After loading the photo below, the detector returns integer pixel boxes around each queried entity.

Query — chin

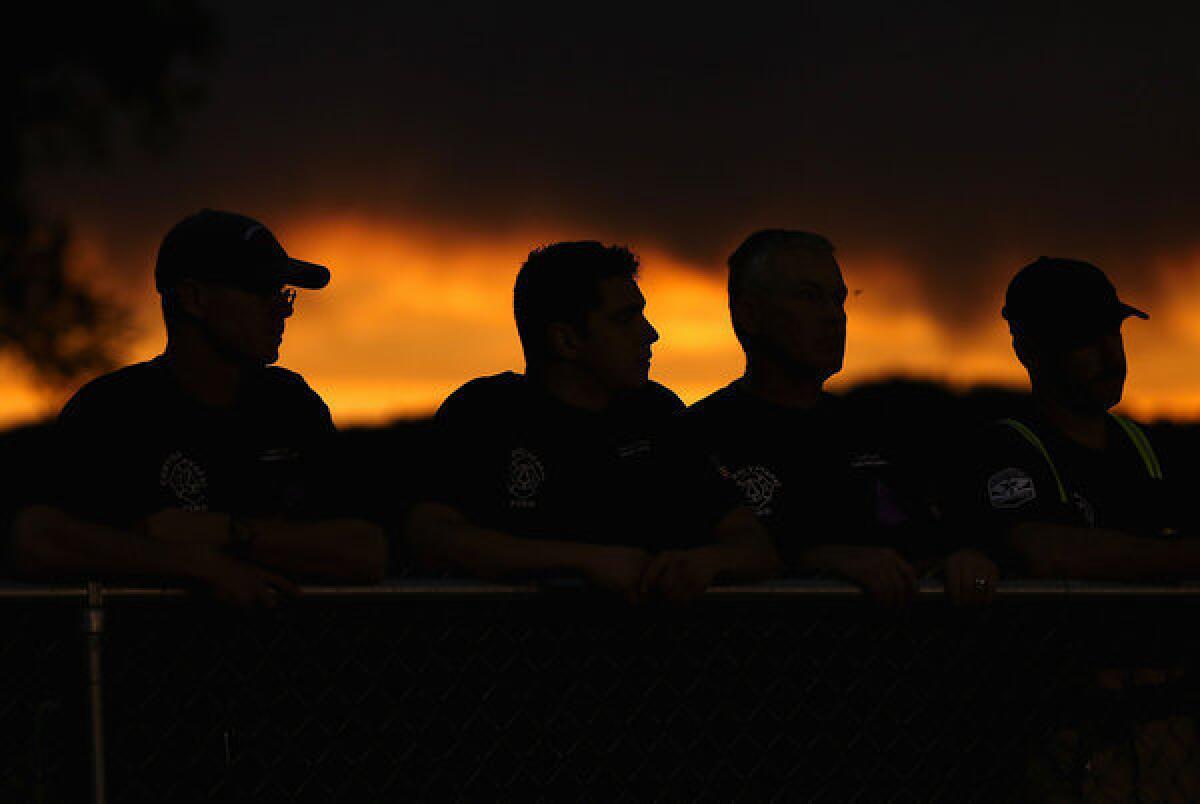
[618,369,650,390]
[1077,389,1121,413]
[248,346,279,366]
[821,358,845,381]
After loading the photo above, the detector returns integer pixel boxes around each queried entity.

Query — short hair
[727,229,835,301]
[161,288,186,336]
[514,241,640,369]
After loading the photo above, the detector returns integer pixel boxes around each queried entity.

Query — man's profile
[959,256,1194,577]
[404,241,780,602]
[9,209,386,603]
[955,258,1200,797]
[682,229,998,604]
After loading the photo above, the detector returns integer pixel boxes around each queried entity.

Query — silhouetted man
[682,229,997,604]
[404,241,780,603]
[10,210,386,603]
[962,257,1193,577]
[962,261,1200,799]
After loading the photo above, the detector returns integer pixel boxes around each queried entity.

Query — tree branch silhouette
[2,1,215,386]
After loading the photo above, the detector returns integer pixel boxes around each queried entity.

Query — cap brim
[1118,302,1148,321]
[278,258,330,290]
[1010,303,1149,343]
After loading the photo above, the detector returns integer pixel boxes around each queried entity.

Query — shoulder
[436,372,524,422]
[59,361,165,424]
[1108,413,1158,451]
[625,380,685,416]
[258,366,334,429]
[684,382,740,421]
[1108,413,1165,478]
[970,417,1063,505]
[981,417,1051,457]
[962,418,1059,479]
[259,365,326,404]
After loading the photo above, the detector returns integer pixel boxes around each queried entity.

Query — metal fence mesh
[5,583,1200,802]
[0,596,88,803]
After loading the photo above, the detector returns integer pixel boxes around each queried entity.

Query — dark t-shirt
[422,372,737,549]
[0,424,56,566]
[956,414,1179,569]
[681,382,944,566]
[50,356,338,529]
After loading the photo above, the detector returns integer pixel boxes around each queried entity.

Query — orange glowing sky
[3,216,1198,429]
[11,5,1200,428]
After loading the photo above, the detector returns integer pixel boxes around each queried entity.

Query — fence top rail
[3,578,1200,601]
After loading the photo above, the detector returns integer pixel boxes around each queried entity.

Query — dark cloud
[34,2,1200,325]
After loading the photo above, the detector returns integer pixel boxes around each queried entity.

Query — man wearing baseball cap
[959,259,1200,797]
[9,210,386,603]
[959,256,1194,578]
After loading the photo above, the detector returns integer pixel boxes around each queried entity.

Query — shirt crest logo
[617,439,652,459]
[733,465,782,517]
[258,448,301,463]
[508,448,545,508]
[988,467,1036,509]
[159,451,209,511]
[851,452,889,468]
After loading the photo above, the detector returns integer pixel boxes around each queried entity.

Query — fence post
[84,581,106,804]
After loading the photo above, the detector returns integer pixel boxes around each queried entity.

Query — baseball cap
[1002,257,1147,343]
[155,209,330,294]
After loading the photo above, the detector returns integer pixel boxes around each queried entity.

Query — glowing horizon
[1,216,1197,429]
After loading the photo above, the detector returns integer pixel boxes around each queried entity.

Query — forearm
[1011,522,1200,580]
[791,544,852,575]
[690,542,782,582]
[705,508,782,581]
[405,504,600,580]
[243,518,387,583]
[10,505,196,580]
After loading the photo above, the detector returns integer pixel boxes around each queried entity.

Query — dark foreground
[4,578,1200,802]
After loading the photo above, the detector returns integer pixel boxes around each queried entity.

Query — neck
[1033,389,1109,450]
[162,335,245,409]
[741,355,823,408]
[533,362,614,412]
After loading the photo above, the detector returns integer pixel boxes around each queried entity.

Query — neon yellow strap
[997,418,1068,503]
[1109,414,1164,480]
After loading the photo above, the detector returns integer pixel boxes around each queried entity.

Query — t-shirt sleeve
[0,425,57,575]
[417,383,497,522]
[1149,429,1196,538]
[285,381,352,520]
[650,413,747,549]
[945,423,1076,568]
[51,387,142,528]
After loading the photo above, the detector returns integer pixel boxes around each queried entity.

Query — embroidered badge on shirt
[159,451,209,511]
[733,465,782,517]
[507,448,545,508]
[988,467,1036,509]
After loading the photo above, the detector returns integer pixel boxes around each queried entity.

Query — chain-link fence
[4,580,1200,802]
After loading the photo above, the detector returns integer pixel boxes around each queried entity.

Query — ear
[731,296,764,340]
[546,322,582,361]
[172,279,208,320]
[1012,335,1038,373]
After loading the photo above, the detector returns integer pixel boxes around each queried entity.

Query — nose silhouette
[646,318,660,345]
[273,294,295,320]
